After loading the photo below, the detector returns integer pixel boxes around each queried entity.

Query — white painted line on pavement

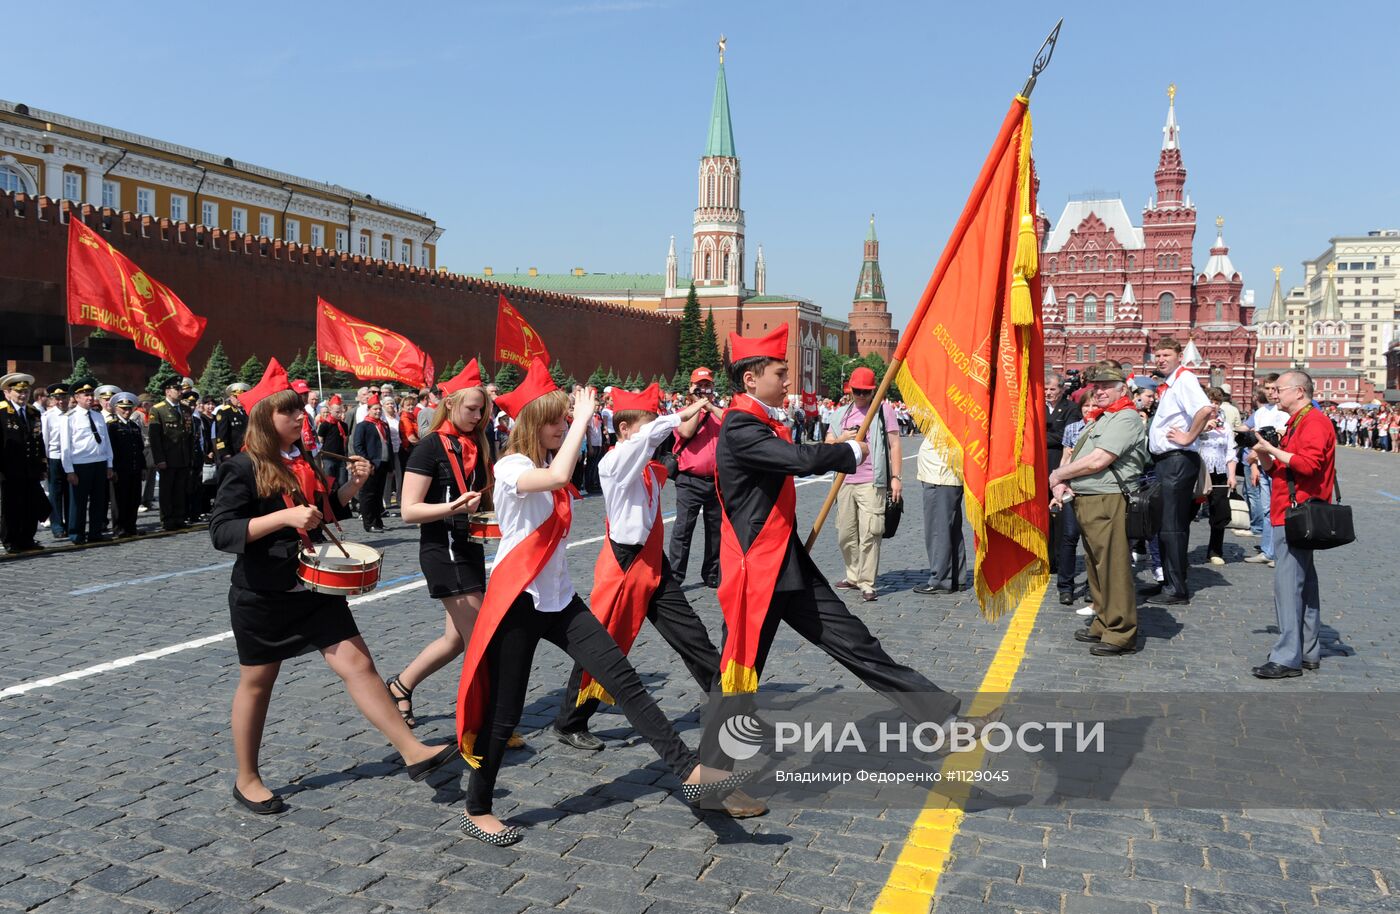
[69,561,236,596]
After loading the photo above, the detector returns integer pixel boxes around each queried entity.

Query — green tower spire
[704,36,735,158]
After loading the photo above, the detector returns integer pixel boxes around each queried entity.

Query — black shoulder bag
[1108,463,1162,542]
[877,406,903,539]
[1284,468,1353,550]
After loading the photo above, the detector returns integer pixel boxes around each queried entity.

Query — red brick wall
[0,193,679,392]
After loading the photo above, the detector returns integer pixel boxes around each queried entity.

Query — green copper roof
[705,63,736,158]
[476,272,668,294]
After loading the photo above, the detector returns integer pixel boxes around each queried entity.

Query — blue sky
[12,1,1400,329]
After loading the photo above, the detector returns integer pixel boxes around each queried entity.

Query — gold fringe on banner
[575,681,614,707]
[1010,106,1037,327]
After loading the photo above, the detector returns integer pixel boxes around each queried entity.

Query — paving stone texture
[1,443,1396,913]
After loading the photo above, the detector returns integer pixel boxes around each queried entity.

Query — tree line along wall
[0,192,680,392]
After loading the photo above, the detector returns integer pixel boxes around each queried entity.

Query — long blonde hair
[245,389,327,499]
[504,389,570,468]
[427,387,494,490]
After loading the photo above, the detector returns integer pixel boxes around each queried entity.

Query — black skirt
[228,585,361,666]
[419,537,487,599]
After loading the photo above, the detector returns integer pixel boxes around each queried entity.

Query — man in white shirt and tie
[58,380,114,545]
[1143,339,1213,605]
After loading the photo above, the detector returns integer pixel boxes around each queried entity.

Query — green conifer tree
[549,360,569,390]
[197,341,236,398]
[494,362,522,392]
[698,307,722,372]
[63,357,93,385]
[677,282,702,377]
[145,360,182,397]
[238,355,265,386]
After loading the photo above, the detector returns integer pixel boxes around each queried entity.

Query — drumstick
[291,491,352,559]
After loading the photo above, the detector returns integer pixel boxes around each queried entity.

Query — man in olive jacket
[148,379,194,530]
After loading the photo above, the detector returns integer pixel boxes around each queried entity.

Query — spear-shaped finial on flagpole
[1019,18,1063,100]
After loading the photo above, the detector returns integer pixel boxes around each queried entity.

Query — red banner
[495,293,551,369]
[893,97,1049,621]
[65,218,207,375]
[316,297,434,389]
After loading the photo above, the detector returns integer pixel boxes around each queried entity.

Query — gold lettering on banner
[944,383,990,432]
[930,322,990,388]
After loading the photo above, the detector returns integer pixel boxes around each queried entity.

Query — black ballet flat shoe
[682,769,754,805]
[407,743,459,782]
[459,813,524,846]
[232,784,285,815]
[551,726,604,751]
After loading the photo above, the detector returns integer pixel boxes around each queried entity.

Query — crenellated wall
[0,192,679,391]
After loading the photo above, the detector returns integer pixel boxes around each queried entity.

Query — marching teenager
[455,359,745,845]
[384,361,527,748]
[210,383,456,816]
[696,327,1002,771]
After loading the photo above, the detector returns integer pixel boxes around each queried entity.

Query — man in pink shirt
[667,367,724,587]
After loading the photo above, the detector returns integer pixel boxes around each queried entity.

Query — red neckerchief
[1082,396,1135,423]
[435,424,479,497]
[457,474,578,765]
[715,393,795,694]
[366,415,388,439]
[1156,366,1187,396]
[280,450,339,549]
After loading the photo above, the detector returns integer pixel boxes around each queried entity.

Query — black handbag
[877,407,903,539]
[1284,469,1353,550]
[1109,465,1162,542]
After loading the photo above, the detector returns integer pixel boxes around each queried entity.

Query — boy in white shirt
[551,384,725,756]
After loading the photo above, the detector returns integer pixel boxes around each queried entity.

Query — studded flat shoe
[459,813,524,846]
[681,769,754,805]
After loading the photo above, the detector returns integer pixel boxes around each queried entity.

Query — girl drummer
[456,359,747,845]
[210,386,456,816]
[385,362,523,748]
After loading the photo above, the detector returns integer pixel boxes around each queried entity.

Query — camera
[1234,426,1280,449]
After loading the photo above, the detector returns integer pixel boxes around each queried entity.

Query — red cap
[439,358,483,396]
[727,324,788,363]
[610,382,662,414]
[329,394,342,405]
[849,366,876,390]
[241,358,290,410]
[494,357,559,419]
[290,379,311,395]
[367,393,381,406]
[690,367,713,384]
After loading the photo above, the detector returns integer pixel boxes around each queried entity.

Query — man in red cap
[824,365,902,601]
[697,326,992,771]
[666,366,725,588]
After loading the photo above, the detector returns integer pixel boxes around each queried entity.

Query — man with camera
[1248,370,1337,679]
[1242,375,1287,567]
[1049,367,1148,656]
[667,367,725,587]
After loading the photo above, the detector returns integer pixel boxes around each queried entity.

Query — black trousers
[1154,449,1200,599]
[1,468,44,548]
[359,462,390,528]
[68,461,109,542]
[1056,500,1082,595]
[46,458,69,535]
[697,574,961,767]
[555,550,720,734]
[158,465,190,529]
[112,470,143,535]
[667,472,720,584]
[467,593,699,815]
[584,446,603,495]
[1206,470,1231,558]
[185,462,206,522]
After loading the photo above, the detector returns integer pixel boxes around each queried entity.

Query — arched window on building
[1104,293,1115,322]
[1159,292,1174,321]
[1049,257,1057,272]
[1075,345,1085,361]
[704,252,712,279]
[1127,254,1134,270]
[722,252,730,283]
[707,175,715,206]
[0,164,30,194]
[1064,294,1077,323]
[1215,300,1223,322]
[1084,294,1098,322]
[1068,257,1076,271]
[1090,344,1098,361]
[1332,342,1339,355]
[1088,255,1098,272]
[1156,254,1163,269]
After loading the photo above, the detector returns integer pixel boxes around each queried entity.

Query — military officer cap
[1,372,36,390]
[94,384,122,400]
[46,382,70,396]
[181,377,197,390]
[112,392,139,408]
[71,378,97,394]
[180,388,200,402]
[163,377,182,391]
[225,382,252,397]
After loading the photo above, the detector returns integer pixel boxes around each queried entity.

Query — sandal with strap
[386,674,416,728]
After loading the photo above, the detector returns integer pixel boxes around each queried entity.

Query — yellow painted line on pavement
[871,578,1049,914]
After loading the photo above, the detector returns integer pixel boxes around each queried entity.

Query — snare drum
[467,511,501,544]
[296,541,383,596]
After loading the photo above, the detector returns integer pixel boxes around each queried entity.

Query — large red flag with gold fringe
[894,95,1049,620]
[66,218,207,375]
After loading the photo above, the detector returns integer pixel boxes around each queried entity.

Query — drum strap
[437,428,480,501]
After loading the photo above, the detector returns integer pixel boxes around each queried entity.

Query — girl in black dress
[385,382,520,749]
[211,388,456,815]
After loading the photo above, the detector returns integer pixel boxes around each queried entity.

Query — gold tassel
[1010,108,1036,327]
[720,658,759,695]
[459,733,483,770]
[575,680,615,707]
[1010,275,1033,327]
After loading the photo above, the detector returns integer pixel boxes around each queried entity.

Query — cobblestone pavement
[1,443,1396,914]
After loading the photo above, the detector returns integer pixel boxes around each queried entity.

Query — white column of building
[84,164,103,206]
[42,153,65,199]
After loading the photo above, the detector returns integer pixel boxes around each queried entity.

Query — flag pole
[803,18,1062,554]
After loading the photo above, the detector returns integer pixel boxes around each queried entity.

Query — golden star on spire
[1167,83,1176,103]
[718,35,726,64]
[1216,216,1224,230]
[1273,266,1283,279]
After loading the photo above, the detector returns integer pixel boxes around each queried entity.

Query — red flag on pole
[893,96,1049,620]
[494,293,551,369]
[65,217,207,375]
[316,297,435,389]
